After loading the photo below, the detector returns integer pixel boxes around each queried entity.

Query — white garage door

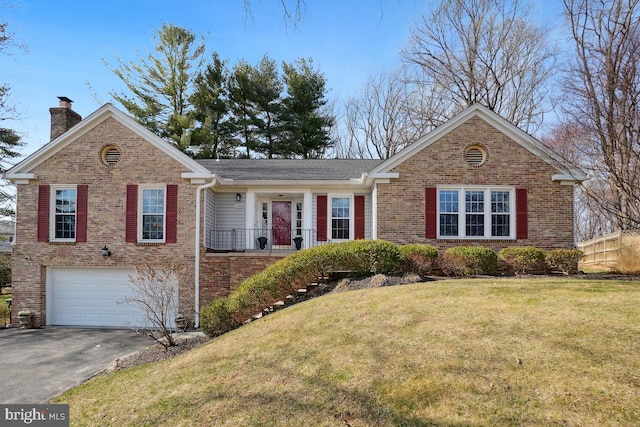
[47,268,147,327]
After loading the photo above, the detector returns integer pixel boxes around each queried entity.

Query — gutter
[194,176,217,328]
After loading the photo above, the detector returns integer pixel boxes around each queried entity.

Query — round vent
[464,145,487,166]
[100,145,122,167]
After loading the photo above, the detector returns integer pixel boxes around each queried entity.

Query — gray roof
[196,159,384,181]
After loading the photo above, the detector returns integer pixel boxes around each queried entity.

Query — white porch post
[245,191,255,249]
[303,190,312,248]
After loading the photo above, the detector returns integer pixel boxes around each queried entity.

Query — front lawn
[54,277,640,426]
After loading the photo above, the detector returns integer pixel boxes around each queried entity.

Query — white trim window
[438,187,514,239]
[139,186,166,242]
[329,195,352,241]
[51,186,77,241]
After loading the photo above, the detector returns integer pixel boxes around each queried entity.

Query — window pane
[55,189,76,214]
[332,219,350,239]
[491,191,510,213]
[466,214,485,236]
[55,215,76,239]
[465,191,484,212]
[143,215,164,240]
[492,214,510,236]
[143,189,165,214]
[440,213,458,236]
[439,190,458,213]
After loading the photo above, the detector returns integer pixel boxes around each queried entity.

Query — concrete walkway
[0,327,152,404]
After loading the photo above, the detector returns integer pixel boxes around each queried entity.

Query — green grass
[54,277,640,426]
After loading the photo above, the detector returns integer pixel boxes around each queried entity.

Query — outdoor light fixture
[236,193,242,202]
[102,245,111,259]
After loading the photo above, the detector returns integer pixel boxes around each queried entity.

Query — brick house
[5,98,586,328]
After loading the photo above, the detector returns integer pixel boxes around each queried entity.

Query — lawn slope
[54,278,640,426]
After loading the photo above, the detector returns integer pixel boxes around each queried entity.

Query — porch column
[303,190,312,249]
[245,191,255,249]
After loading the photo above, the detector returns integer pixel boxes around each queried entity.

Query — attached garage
[47,267,147,327]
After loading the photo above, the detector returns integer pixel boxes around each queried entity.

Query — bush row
[200,241,583,336]
[438,245,583,276]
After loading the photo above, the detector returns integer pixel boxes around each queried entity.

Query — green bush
[498,246,547,275]
[441,246,498,276]
[398,244,438,276]
[0,258,10,288]
[200,298,240,337]
[201,240,403,337]
[546,249,584,275]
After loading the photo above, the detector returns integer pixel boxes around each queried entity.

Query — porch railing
[207,228,323,252]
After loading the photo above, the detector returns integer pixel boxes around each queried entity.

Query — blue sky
[3,0,563,158]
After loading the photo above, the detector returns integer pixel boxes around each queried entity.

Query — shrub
[0,303,9,327]
[399,244,438,276]
[546,249,584,275]
[0,257,10,289]
[441,246,498,276]
[200,240,403,336]
[200,298,239,337]
[498,246,547,275]
[612,242,640,274]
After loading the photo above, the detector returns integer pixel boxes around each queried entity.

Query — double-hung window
[438,187,514,239]
[330,195,351,240]
[52,187,77,241]
[140,187,166,242]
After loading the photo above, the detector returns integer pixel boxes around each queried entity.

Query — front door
[272,201,292,245]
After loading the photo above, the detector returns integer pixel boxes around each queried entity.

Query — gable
[5,103,211,184]
[370,104,587,184]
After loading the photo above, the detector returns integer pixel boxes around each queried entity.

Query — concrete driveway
[0,327,152,404]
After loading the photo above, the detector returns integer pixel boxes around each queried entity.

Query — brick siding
[11,117,198,326]
[375,116,576,253]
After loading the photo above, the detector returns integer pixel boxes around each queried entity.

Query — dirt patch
[109,335,210,372]
[332,273,424,292]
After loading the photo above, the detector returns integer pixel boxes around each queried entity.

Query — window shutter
[354,195,365,240]
[425,187,437,239]
[516,188,528,239]
[166,184,178,243]
[37,185,50,242]
[76,185,88,243]
[316,195,327,242]
[125,184,138,243]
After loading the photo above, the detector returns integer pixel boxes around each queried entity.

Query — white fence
[578,230,640,265]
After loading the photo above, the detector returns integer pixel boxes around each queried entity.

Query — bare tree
[121,265,187,349]
[339,67,443,159]
[402,0,556,133]
[561,0,640,231]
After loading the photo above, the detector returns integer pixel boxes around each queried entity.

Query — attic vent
[100,145,122,167]
[464,145,487,167]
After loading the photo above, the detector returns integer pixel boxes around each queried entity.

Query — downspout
[194,176,217,328]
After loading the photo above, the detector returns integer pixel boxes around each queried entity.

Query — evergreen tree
[227,61,259,158]
[106,24,205,151]
[280,59,334,158]
[189,53,236,158]
[250,55,283,158]
[0,128,23,216]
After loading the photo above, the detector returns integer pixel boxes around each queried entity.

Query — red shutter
[76,185,88,243]
[37,185,50,242]
[354,195,365,240]
[516,188,528,239]
[166,184,178,243]
[316,195,327,242]
[125,184,138,243]
[425,187,437,239]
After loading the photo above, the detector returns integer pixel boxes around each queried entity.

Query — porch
[206,228,325,253]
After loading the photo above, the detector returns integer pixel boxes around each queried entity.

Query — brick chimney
[49,96,82,141]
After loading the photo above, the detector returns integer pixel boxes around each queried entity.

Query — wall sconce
[102,245,111,259]
[236,193,242,202]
